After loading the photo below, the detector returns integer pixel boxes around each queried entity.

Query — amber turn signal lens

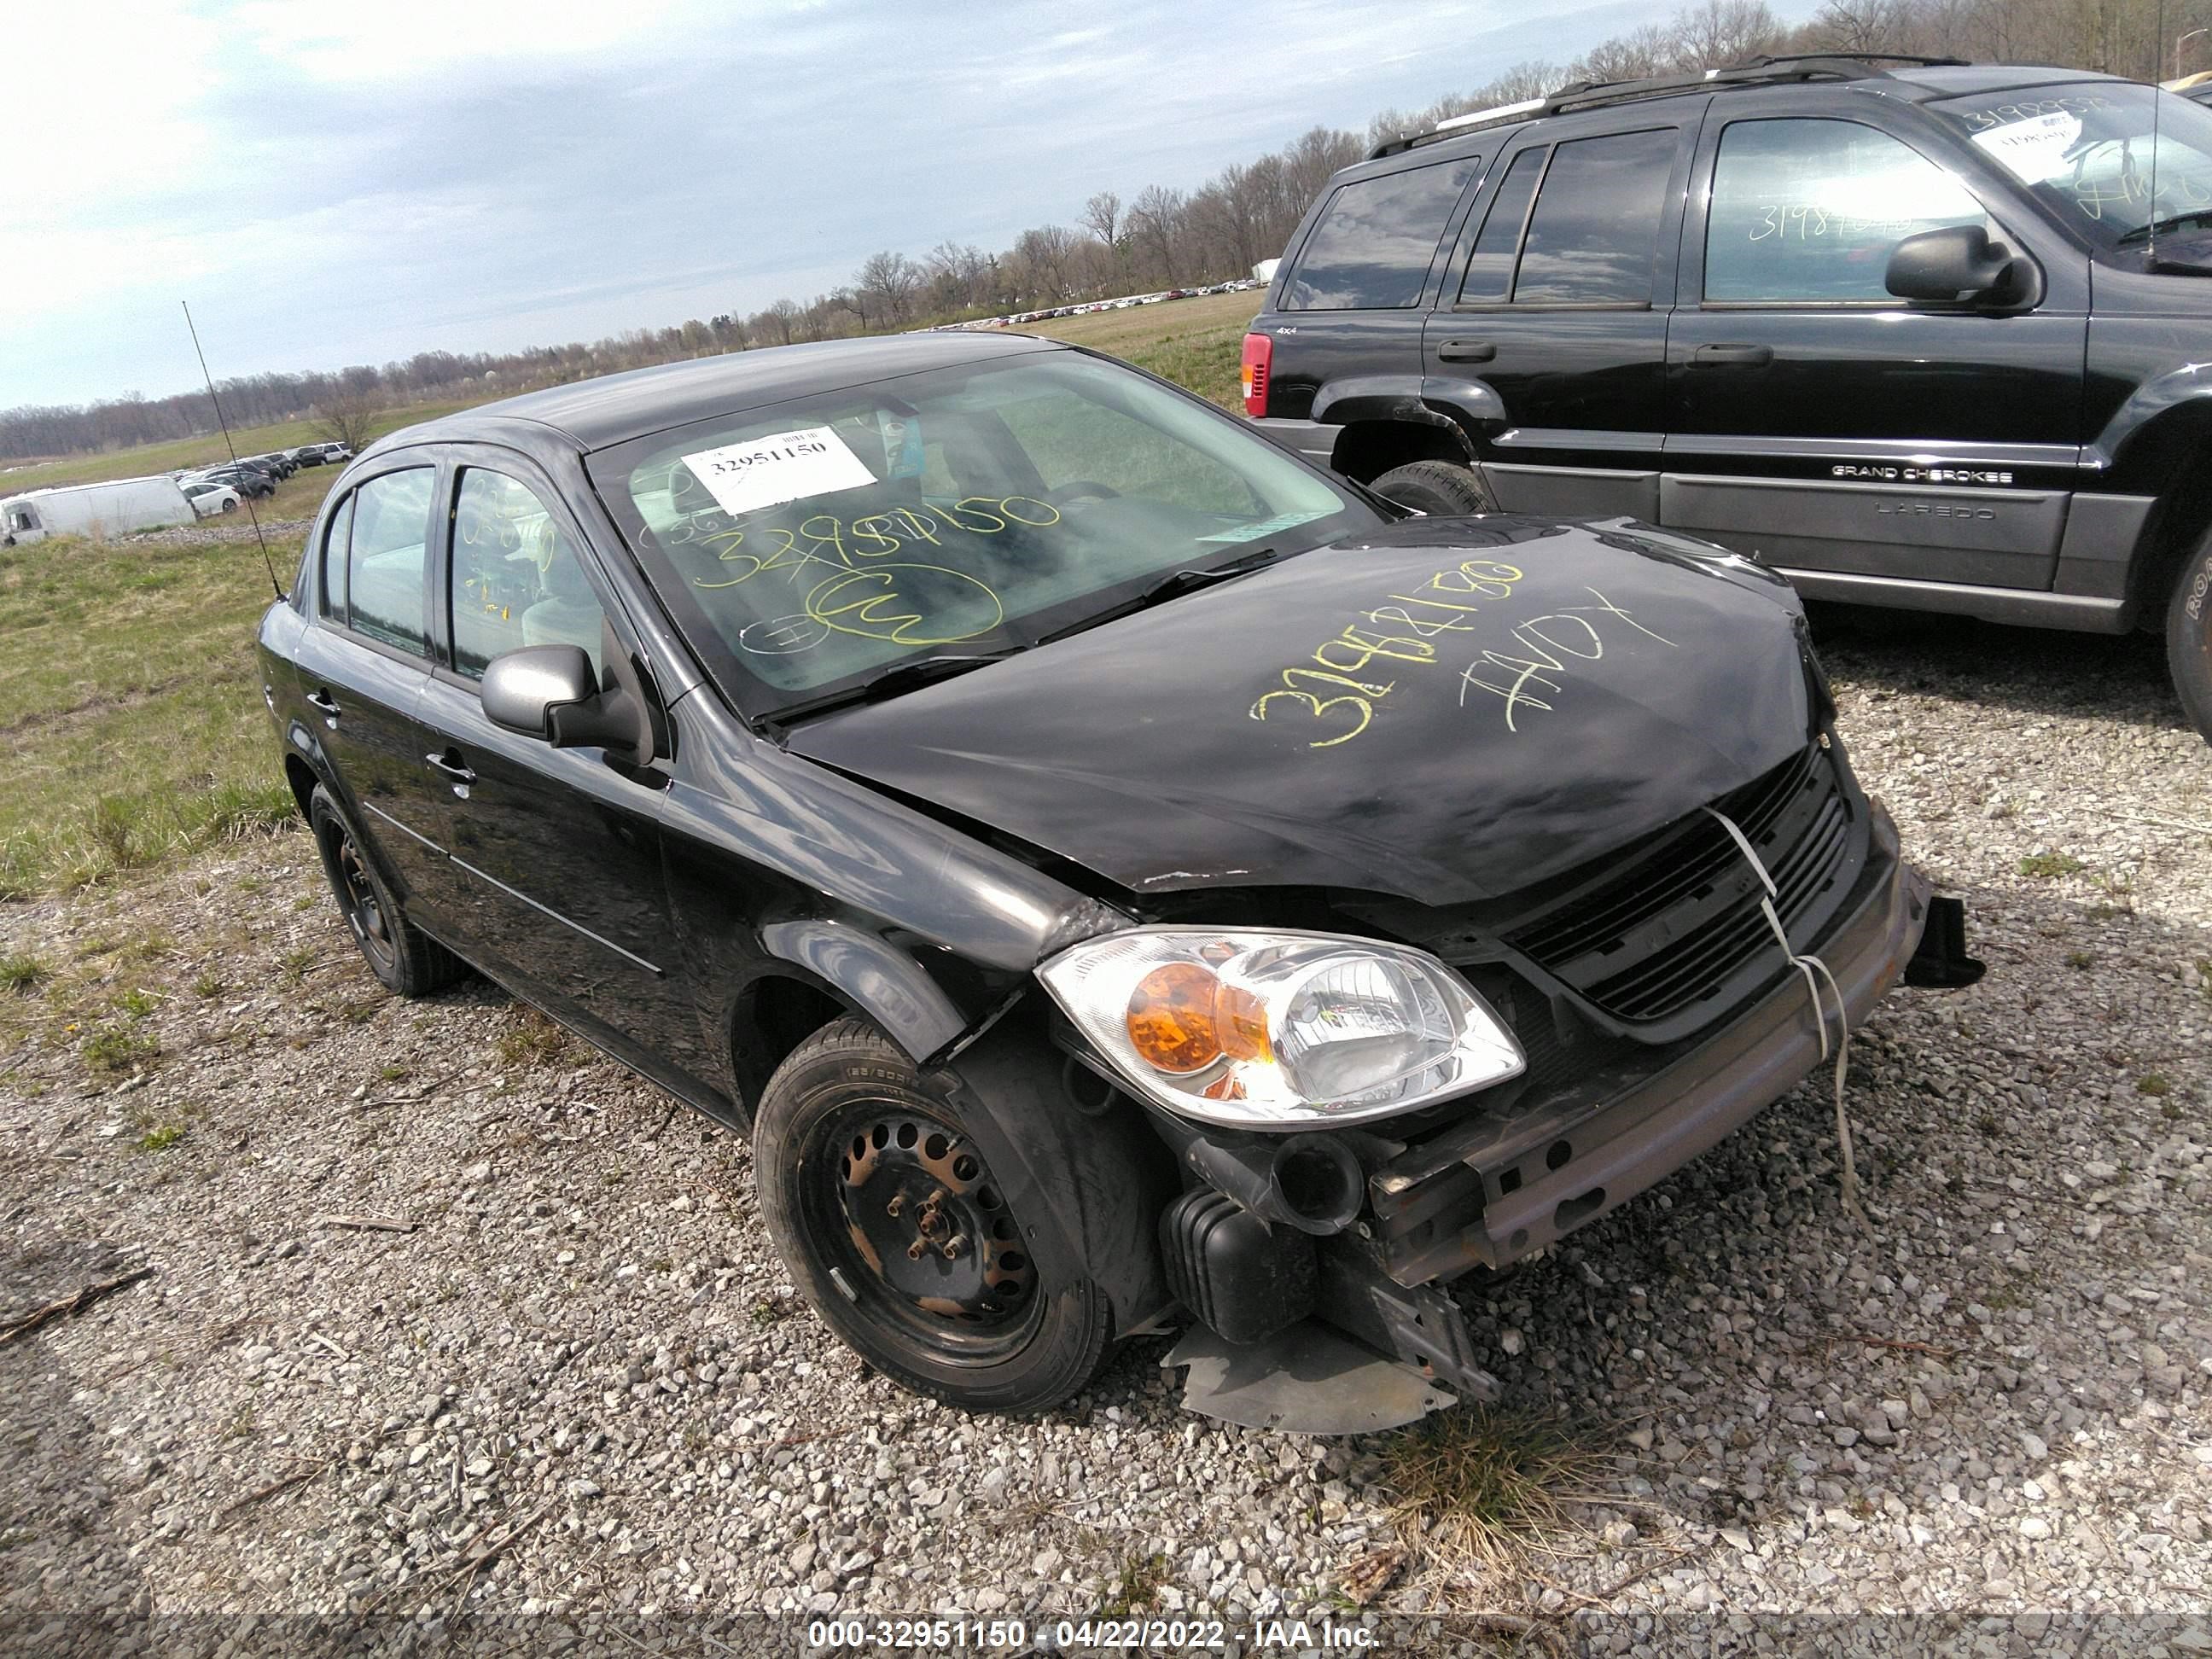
[1126,962,1224,1074]
[1215,981,1271,1062]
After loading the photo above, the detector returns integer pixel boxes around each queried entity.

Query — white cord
[1706,807,1866,1225]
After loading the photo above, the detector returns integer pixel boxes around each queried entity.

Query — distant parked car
[300,442,353,466]
[192,467,275,499]
[183,480,241,516]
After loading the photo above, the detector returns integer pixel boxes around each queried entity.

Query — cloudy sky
[4,0,1809,409]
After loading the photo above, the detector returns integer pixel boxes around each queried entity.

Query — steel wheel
[754,1017,1114,1415]
[306,784,465,998]
[808,1100,1039,1363]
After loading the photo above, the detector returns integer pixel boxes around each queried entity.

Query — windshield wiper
[768,649,1021,727]
[2116,209,2212,246]
[1040,544,1285,643]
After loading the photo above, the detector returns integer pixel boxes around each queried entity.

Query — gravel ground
[118,516,316,550]
[2,607,2209,1650]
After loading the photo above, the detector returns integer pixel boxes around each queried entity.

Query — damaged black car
[257,331,1976,1430]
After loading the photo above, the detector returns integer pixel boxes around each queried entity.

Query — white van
[0,475,195,545]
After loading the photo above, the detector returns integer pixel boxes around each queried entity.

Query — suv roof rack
[1367,52,1970,158]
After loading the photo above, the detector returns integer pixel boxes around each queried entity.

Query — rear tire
[1371,459,1498,518]
[2168,527,2212,747]
[754,1017,1112,1417]
[307,784,466,997]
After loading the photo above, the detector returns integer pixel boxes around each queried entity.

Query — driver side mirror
[480,643,650,764]
[1885,224,2036,307]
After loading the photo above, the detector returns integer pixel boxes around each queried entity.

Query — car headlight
[1035,928,1523,1130]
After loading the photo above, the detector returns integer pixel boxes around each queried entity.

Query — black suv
[1244,55,2212,742]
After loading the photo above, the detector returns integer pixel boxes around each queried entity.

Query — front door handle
[1693,342,1773,366]
[1435,339,1497,363]
[424,750,477,794]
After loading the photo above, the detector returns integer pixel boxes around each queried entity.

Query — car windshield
[1931,80,2212,247]
[588,349,1378,719]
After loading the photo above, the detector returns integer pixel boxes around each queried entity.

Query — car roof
[375,332,1068,457]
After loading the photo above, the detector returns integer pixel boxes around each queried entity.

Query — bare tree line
[7,0,2204,468]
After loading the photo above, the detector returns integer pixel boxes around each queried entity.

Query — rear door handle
[306,689,340,723]
[425,750,477,793]
[1693,342,1773,366]
[1435,339,1497,363]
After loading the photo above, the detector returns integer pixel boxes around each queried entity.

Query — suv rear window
[1282,157,1481,310]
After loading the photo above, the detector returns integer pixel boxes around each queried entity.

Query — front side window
[345,469,433,655]
[449,468,605,679]
[1282,158,1482,310]
[1511,128,1679,305]
[589,350,1379,719]
[1706,119,1991,303]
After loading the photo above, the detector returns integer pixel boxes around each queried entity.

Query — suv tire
[754,1016,1113,1417]
[2168,527,2212,746]
[308,784,468,997]
[1370,460,1498,518]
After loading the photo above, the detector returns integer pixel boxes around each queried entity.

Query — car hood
[786,517,1817,906]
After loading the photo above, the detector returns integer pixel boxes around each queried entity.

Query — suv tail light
[1240,332,1272,418]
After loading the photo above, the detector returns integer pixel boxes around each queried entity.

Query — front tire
[1370,459,1498,517]
[2169,528,2212,747]
[307,784,465,997]
[754,1017,1112,1416]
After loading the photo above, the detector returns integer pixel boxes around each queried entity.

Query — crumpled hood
[787,517,1815,905]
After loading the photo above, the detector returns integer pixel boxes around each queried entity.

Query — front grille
[1502,743,1852,1026]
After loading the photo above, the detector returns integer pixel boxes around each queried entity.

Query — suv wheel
[308,785,466,996]
[754,1017,1112,1417]
[1370,460,1498,518]
[2168,527,2212,746]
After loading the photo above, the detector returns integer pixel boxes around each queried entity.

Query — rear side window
[1704,119,1992,303]
[317,494,354,620]
[345,468,434,655]
[1458,148,1546,302]
[1282,157,1482,310]
[1512,128,1679,304]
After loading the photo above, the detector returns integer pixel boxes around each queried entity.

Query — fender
[924,998,1176,1335]
[756,917,968,1064]
[1417,375,1511,447]
[2085,364,2212,476]
[1311,375,1481,459]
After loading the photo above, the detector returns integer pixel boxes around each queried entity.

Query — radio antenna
[181,300,283,602]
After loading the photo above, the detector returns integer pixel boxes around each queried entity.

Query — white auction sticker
[1970,110,2081,184]
[679,426,877,516]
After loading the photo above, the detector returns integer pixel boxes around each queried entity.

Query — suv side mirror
[1886,224,2034,306]
[481,643,649,763]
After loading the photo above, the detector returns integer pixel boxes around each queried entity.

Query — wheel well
[2110,405,2212,624]
[729,975,850,1116]
[282,755,317,821]
[1330,420,1472,485]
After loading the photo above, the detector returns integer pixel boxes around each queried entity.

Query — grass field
[0,533,296,899]
[0,292,1267,900]
[1020,288,1261,409]
[0,399,477,495]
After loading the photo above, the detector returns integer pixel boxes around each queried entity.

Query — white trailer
[1,475,196,544]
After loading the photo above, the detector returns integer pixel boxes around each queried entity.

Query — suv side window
[449,467,605,678]
[1282,156,1482,310]
[345,468,434,655]
[1511,128,1679,305]
[1704,119,1991,304]
[318,493,355,620]
[1458,147,1546,302]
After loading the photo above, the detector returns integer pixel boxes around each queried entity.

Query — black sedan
[257,333,1967,1427]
